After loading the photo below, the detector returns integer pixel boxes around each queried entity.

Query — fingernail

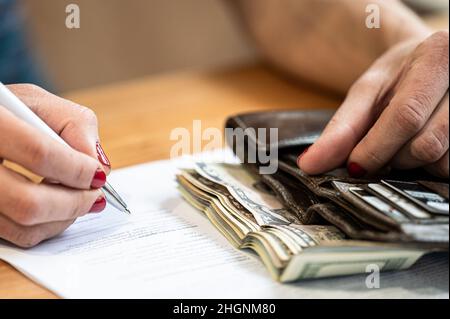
[347,162,367,178]
[91,169,107,189]
[89,195,106,213]
[96,142,111,168]
[297,146,310,167]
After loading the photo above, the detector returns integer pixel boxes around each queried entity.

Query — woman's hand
[298,31,449,178]
[0,84,111,247]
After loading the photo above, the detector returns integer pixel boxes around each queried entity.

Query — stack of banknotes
[176,162,428,282]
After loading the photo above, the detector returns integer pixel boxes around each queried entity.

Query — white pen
[0,82,130,214]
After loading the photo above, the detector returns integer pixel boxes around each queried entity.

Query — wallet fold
[225,110,449,247]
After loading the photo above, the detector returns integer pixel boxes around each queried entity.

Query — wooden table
[1,12,447,298]
[0,64,340,298]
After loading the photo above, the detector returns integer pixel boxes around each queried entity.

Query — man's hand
[0,84,111,247]
[234,0,448,176]
[298,31,449,178]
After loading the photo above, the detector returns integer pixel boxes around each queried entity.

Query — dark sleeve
[0,0,47,86]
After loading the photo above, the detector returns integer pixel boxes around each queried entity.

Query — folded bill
[176,163,427,281]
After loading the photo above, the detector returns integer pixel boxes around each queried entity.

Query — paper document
[0,150,448,298]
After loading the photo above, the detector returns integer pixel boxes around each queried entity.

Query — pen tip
[125,208,132,215]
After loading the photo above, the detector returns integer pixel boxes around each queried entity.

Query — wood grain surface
[0,64,339,298]
[0,12,447,298]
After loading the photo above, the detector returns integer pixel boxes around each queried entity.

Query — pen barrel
[3,160,44,184]
[1,82,129,214]
[0,83,67,146]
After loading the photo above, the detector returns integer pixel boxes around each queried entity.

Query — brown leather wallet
[225,110,449,248]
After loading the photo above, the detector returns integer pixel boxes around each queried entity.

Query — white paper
[0,150,448,298]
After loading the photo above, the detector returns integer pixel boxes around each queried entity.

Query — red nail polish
[91,169,107,189]
[347,162,367,178]
[297,146,310,166]
[96,142,111,168]
[89,196,106,213]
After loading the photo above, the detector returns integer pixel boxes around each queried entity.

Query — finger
[425,152,449,178]
[298,71,391,174]
[297,40,414,175]
[7,84,111,174]
[0,214,74,248]
[392,93,449,169]
[0,106,104,189]
[0,165,105,226]
[7,84,99,156]
[347,41,449,176]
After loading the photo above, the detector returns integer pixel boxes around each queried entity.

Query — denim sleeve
[0,0,47,86]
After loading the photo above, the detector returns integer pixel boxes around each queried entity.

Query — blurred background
[0,0,448,93]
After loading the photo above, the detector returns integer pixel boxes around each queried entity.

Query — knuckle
[347,82,360,96]
[348,81,364,95]
[78,106,98,126]
[412,131,448,163]
[326,115,341,129]
[67,193,85,219]
[13,229,43,248]
[64,105,98,129]
[72,157,97,188]
[395,95,429,134]
[12,84,47,102]
[18,83,44,94]
[429,30,449,46]
[363,148,385,168]
[420,31,449,76]
[12,192,42,226]
[25,139,49,171]
[348,74,381,96]
[358,70,385,88]
[63,105,98,142]
[421,31,449,53]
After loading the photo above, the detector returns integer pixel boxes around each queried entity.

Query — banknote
[281,247,424,281]
[180,170,259,227]
[194,162,301,226]
[177,163,426,281]
[177,171,257,241]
